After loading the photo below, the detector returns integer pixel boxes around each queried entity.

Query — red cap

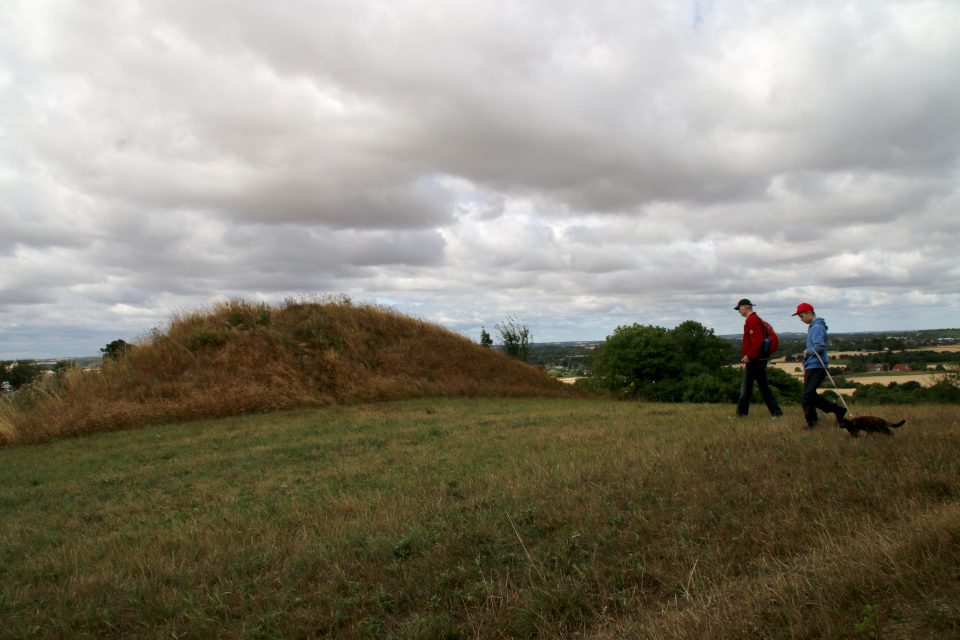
[792,302,814,316]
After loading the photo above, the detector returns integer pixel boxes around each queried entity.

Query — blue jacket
[803,317,829,369]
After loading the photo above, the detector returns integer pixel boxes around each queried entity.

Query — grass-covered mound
[1,296,589,445]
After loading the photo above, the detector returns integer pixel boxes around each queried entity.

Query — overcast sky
[2,0,959,358]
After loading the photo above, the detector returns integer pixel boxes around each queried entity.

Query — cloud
[1,0,960,358]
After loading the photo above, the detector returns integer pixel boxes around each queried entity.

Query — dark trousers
[801,368,846,424]
[737,359,782,416]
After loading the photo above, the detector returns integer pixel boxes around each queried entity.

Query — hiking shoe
[803,422,817,430]
[771,413,783,419]
[835,408,847,421]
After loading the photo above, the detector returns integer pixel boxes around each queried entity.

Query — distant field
[2,399,958,639]
[847,373,940,386]
[825,345,960,357]
[820,373,936,395]
[825,387,858,396]
[771,345,960,362]
[769,362,805,376]
[767,362,945,388]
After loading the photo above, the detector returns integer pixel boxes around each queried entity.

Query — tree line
[1,342,130,393]
[518,320,960,406]
[0,360,46,391]
[576,320,803,404]
[825,378,960,405]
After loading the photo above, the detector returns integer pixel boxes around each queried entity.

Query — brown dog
[837,415,905,438]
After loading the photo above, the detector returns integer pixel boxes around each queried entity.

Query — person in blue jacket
[793,302,846,429]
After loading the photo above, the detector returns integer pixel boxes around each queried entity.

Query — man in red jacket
[734,299,783,418]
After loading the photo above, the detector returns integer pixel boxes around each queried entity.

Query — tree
[494,315,532,362]
[671,320,733,375]
[766,367,804,403]
[586,319,792,404]
[935,361,960,389]
[591,324,684,400]
[0,359,44,391]
[681,368,741,403]
[101,339,131,361]
[479,327,493,348]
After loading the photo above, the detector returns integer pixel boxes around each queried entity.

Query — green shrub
[0,360,44,391]
[224,301,271,329]
[681,369,740,403]
[184,328,229,350]
[850,380,960,405]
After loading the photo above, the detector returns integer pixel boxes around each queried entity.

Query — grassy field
[2,399,958,639]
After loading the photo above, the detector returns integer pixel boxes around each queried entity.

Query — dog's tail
[892,420,906,429]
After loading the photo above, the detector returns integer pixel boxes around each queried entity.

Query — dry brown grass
[1,295,589,446]
[2,400,957,639]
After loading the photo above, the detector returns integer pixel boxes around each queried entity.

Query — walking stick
[813,350,854,419]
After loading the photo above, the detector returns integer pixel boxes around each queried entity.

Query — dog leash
[813,350,854,419]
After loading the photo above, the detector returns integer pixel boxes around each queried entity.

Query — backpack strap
[757,316,769,338]
[755,316,771,357]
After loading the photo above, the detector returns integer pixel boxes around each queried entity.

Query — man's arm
[743,314,764,361]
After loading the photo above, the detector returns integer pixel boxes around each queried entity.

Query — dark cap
[792,302,814,316]
[733,299,753,310]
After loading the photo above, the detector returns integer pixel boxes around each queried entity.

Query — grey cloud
[2,0,960,357]
[0,289,56,307]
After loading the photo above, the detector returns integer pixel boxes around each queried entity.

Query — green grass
[2,399,959,639]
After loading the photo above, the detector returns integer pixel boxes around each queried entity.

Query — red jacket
[742,312,767,360]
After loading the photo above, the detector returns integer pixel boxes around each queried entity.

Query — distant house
[866,363,887,372]
[892,364,912,372]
